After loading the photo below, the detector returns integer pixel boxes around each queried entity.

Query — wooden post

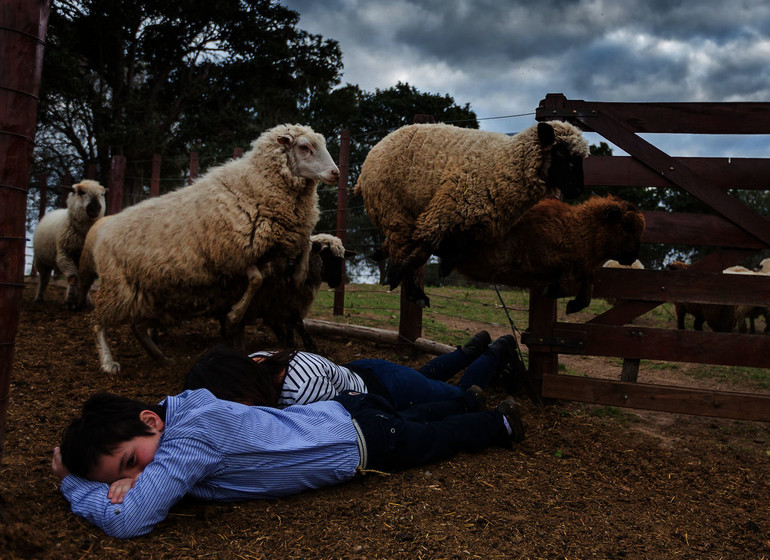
[0,0,51,463]
[189,152,199,184]
[150,154,161,197]
[333,130,351,316]
[59,172,72,207]
[233,147,243,159]
[108,155,126,214]
[397,114,435,344]
[86,163,96,180]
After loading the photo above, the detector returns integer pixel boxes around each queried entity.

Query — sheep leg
[34,265,52,302]
[94,322,121,374]
[385,241,432,290]
[292,242,310,288]
[566,278,593,314]
[404,269,430,308]
[226,265,263,333]
[57,253,80,310]
[131,320,167,361]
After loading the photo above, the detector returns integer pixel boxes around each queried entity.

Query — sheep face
[604,200,646,265]
[278,131,339,185]
[68,180,107,220]
[538,122,588,200]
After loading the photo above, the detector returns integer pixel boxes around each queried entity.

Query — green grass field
[312,283,770,391]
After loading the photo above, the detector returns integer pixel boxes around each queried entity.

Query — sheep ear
[605,205,622,222]
[277,134,294,147]
[537,122,556,147]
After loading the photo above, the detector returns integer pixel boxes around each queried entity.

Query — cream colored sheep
[91,124,339,373]
[355,120,589,307]
[32,180,107,309]
[75,215,113,309]
[601,259,645,306]
[452,195,646,314]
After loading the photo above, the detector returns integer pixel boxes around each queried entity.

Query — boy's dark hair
[60,392,166,478]
[184,345,295,406]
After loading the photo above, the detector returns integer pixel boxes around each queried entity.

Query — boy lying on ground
[52,388,525,538]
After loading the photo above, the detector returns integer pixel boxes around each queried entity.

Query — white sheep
[231,233,355,352]
[32,180,107,309]
[451,195,646,314]
[90,124,339,373]
[601,258,645,306]
[355,120,589,307]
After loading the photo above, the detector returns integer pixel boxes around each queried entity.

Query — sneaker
[488,335,526,392]
[459,330,492,360]
[465,385,487,412]
[496,398,525,443]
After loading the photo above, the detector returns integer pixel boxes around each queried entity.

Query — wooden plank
[527,323,770,368]
[642,212,769,248]
[541,374,770,421]
[575,111,770,248]
[537,94,770,134]
[586,156,770,189]
[593,268,770,306]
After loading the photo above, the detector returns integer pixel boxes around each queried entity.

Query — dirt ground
[1,280,769,560]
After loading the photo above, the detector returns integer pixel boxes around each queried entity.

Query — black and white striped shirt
[250,351,368,407]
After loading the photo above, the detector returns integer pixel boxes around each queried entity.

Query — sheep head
[67,180,107,220]
[538,121,590,200]
[276,126,340,186]
[602,198,646,266]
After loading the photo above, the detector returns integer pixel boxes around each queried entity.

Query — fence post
[59,172,72,207]
[397,114,435,344]
[151,154,161,197]
[334,130,351,316]
[0,0,50,463]
[189,152,199,184]
[233,147,243,159]
[86,163,96,180]
[108,155,126,214]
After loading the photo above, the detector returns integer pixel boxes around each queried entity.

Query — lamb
[451,195,646,314]
[32,180,107,309]
[354,120,589,307]
[90,124,339,373]
[232,233,355,352]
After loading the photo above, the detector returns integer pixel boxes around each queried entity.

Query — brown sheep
[452,195,646,314]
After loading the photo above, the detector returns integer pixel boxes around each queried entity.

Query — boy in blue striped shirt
[52,388,524,539]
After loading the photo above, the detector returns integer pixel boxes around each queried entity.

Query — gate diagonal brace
[521,330,586,352]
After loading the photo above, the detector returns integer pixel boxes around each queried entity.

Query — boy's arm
[56,438,219,539]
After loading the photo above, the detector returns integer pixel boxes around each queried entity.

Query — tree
[35,0,343,206]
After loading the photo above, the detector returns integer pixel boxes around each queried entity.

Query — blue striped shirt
[60,389,361,538]
[251,351,367,406]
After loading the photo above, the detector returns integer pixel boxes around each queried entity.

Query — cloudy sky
[281,0,770,157]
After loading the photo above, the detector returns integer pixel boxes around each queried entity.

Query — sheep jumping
[232,233,355,352]
[355,120,590,307]
[32,180,107,309]
[452,195,646,314]
[90,124,339,373]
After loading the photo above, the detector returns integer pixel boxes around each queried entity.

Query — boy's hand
[108,476,138,504]
[51,447,70,479]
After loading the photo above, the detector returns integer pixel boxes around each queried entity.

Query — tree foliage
[35,0,343,203]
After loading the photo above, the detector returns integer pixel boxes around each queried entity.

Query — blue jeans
[333,391,508,472]
[346,348,501,410]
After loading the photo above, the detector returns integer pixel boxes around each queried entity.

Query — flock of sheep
[31,119,757,376]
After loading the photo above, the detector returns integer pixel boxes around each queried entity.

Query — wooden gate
[522,93,770,422]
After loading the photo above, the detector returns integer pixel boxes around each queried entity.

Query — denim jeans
[333,391,508,472]
[346,348,501,410]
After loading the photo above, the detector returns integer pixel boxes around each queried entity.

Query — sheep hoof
[566,299,589,314]
[101,361,121,375]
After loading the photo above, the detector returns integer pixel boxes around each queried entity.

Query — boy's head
[60,392,166,482]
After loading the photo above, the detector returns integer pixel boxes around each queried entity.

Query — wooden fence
[522,93,770,422]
